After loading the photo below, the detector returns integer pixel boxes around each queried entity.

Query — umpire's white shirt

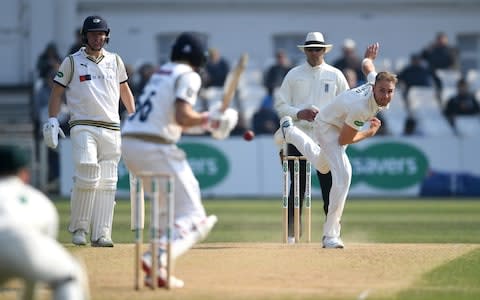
[54,47,128,124]
[275,61,349,138]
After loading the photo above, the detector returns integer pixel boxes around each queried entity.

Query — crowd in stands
[32,31,480,189]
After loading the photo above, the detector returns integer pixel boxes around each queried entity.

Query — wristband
[361,58,372,67]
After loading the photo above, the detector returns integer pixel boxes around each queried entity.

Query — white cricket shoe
[194,215,218,241]
[91,236,114,247]
[279,116,293,140]
[144,269,185,289]
[142,250,184,288]
[72,229,87,246]
[322,236,345,249]
[287,236,295,244]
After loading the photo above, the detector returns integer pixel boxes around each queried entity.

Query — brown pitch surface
[1,243,477,300]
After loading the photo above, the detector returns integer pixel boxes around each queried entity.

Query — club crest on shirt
[354,120,364,127]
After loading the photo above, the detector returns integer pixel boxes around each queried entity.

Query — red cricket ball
[243,130,255,141]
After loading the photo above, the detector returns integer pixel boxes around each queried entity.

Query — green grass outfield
[53,198,480,300]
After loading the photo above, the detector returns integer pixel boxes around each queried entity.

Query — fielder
[274,32,349,243]
[121,32,238,288]
[0,145,89,300]
[280,43,397,248]
[44,16,136,247]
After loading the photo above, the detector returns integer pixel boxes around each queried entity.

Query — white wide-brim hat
[297,32,332,53]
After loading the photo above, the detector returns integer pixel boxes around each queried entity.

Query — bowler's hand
[368,117,382,136]
[364,42,379,60]
[297,106,319,122]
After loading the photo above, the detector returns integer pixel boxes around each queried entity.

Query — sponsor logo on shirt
[56,71,64,78]
[79,74,115,82]
[324,83,329,93]
[79,74,92,82]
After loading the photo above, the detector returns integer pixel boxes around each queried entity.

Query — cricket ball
[243,130,255,141]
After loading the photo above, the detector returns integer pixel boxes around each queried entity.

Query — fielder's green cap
[0,145,30,175]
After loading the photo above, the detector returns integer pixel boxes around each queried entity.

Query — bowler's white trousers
[284,121,352,238]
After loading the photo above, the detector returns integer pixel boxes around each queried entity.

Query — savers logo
[347,142,429,189]
[179,143,229,188]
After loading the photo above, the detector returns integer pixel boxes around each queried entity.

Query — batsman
[44,15,136,247]
[121,32,238,288]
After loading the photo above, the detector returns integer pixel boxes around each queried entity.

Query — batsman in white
[0,145,89,300]
[121,32,238,288]
[280,43,398,248]
[44,16,136,247]
[274,32,350,244]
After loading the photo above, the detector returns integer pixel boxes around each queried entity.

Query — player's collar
[81,47,105,63]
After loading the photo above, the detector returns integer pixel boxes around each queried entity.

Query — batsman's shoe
[144,270,185,289]
[91,236,114,247]
[194,215,218,241]
[280,116,293,140]
[287,236,295,244]
[322,236,344,249]
[72,229,87,246]
[142,249,167,274]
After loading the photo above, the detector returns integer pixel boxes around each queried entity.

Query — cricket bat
[220,53,248,113]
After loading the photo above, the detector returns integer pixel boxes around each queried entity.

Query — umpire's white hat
[297,32,332,53]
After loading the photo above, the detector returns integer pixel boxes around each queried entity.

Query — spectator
[263,49,291,92]
[333,38,364,84]
[67,28,83,55]
[204,48,230,88]
[343,67,359,88]
[444,78,480,131]
[403,116,423,136]
[133,62,156,96]
[398,53,433,108]
[421,32,459,101]
[252,87,280,135]
[36,42,62,80]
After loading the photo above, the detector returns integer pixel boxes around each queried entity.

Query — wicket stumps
[130,173,175,290]
[282,144,312,243]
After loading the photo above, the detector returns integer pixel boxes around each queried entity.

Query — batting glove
[43,117,65,149]
[210,108,238,140]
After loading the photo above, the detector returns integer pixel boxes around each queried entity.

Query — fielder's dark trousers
[282,144,332,237]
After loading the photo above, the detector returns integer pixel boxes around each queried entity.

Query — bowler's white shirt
[275,61,349,137]
[316,72,387,130]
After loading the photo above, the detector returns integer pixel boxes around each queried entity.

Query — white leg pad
[69,164,99,233]
[91,190,116,241]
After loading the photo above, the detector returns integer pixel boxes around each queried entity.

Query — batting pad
[91,190,116,241]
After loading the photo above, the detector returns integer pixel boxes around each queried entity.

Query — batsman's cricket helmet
[81,15,110,43]
[170,32,208,69]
